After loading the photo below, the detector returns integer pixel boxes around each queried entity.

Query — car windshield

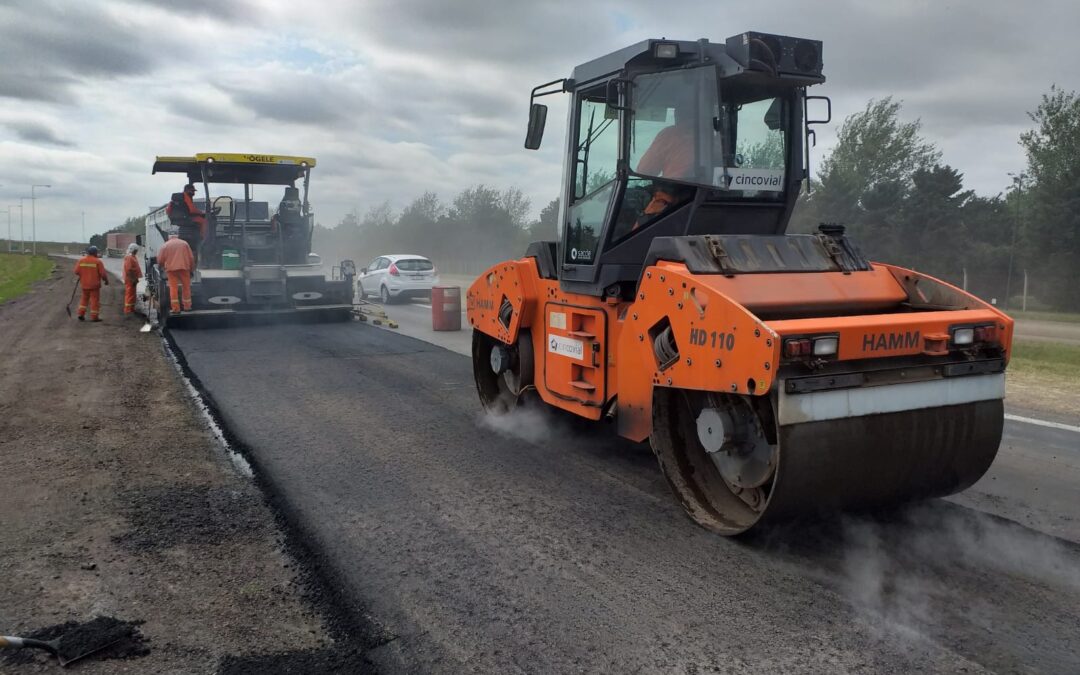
[396,258,433,271]
[629,66,789,198]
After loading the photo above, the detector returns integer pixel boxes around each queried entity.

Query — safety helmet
[87,245,99,256]
[127,242,139,255]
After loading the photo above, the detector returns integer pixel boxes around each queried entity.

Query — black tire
[472,329,533,414]
[380,285,392,305]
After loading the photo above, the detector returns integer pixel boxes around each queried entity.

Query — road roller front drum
[650,385,1003,535]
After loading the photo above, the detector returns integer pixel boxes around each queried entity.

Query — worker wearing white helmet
[122,242,142,316]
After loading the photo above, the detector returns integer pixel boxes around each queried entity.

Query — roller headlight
[952,327,975,346]
[812,336,839,356]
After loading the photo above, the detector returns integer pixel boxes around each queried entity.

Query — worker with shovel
[156,234,194,313]
[72,246,109,322]
[122,243,142,317]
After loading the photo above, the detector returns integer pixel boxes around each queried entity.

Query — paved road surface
[171,321,1080,673]
[1013,318,1080,345]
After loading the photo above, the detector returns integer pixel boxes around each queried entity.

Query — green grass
[0,253,54,303]
[1011,309,1080,324]
[1010,339,1080,379]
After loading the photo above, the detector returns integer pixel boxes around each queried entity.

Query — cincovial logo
[731,173,782,188]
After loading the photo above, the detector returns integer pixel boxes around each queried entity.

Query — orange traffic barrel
[432,286,461,331]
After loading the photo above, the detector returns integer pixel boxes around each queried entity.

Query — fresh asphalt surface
[170,315,1080,673]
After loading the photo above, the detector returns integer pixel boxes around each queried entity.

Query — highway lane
[171,320,1080,673]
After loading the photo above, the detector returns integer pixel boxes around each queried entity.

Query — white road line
[1004,413,1080,434]
[415,303,432,309]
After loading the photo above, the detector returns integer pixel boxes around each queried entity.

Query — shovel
[1,618,132,667]
[65,279,80,318]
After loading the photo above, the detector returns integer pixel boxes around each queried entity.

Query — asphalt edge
[159,327,396,669]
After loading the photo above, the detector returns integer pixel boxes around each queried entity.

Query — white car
[358,254,440,304]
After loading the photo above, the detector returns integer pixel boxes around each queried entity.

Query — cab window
[565,86,619,266]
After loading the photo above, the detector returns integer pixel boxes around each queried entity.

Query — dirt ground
[0,261,368,673]
[1005,370,1080,421]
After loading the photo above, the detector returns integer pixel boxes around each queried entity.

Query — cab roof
[152,153,316,185]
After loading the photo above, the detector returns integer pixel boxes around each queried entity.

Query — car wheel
[380,285,392,305]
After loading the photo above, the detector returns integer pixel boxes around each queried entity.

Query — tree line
[313,187,559,275]
[794,88,1080,312]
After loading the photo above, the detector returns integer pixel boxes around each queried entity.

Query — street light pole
[1004,172,1026,311]
[31,184,51,256]
[19,197,27,252]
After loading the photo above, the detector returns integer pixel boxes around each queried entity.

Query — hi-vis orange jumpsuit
[157,235,195,311]
[633,124,695,229]
[122,252,142,314]
[73,254,109,320]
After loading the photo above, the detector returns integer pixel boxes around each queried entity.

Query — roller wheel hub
[696,405,775,490]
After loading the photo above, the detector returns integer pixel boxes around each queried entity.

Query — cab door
[560,84,621,286]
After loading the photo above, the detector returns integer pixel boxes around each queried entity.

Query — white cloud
[0,0,1074,243]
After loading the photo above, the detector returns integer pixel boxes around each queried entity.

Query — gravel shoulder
[0,261,360,673]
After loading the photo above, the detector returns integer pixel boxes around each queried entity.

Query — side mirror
[525,103,548,150]
[360,268,368,274]
[805,95,832,126]
[135,234,144,246]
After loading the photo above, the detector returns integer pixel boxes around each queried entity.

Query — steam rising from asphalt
[477,406,567,446]
[837,504,1080,643]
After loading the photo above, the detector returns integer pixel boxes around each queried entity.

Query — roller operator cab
[148,153,354,326]
[467,34,1014,535]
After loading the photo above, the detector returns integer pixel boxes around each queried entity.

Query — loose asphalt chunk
[112,484,267,552]
[0,616,148,667]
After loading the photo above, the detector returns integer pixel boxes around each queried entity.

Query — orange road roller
[467,34,1013,534]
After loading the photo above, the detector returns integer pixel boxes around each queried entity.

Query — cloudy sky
[0,0,1075,243]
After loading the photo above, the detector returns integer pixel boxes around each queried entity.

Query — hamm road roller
[466,34,1014,534]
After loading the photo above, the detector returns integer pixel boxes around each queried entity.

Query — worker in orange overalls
[157,234,195,313]
[73,245,109,322]
[632,100,695,230]
[122,242,142,317]
[166,184,207,268]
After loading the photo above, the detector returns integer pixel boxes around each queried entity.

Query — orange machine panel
[542,303,607,408]
[699,265,909,317]
[767,309,1013,361]
[617,263,781,442]
[466,259,539,344]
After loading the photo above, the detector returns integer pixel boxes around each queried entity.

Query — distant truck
[106,232,135,257]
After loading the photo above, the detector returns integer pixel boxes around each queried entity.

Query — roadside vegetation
[1010,340,1080,378]
[1006,339,1080,418]
[0,253,53,303]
